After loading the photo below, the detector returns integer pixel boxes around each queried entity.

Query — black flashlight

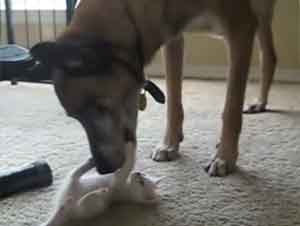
[0,161,53,199]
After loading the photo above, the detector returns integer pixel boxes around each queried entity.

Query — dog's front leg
[151,36,184,161]
[206,23,257,176]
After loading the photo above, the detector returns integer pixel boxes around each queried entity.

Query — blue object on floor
[0,44,36,84]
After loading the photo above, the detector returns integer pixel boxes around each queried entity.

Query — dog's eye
[95,98,113,113]
[62,65,85,77]
[124,128,135,142]
[96,104,105,113]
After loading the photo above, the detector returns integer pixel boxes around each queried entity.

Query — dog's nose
[94,152,125,174]
[95,161,118,174]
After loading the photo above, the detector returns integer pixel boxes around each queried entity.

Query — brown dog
[30,0,277,176]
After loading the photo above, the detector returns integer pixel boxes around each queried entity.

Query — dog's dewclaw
[139,93,147,111]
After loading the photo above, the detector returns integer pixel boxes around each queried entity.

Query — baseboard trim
[145,64,300,83]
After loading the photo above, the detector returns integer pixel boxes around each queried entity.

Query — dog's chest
[185,12,224,37]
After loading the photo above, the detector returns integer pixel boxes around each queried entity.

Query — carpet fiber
[1,79,300,226]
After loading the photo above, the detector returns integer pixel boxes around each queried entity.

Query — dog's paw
[151,144,180,161]
[243,103,267,114]
[204,157,236,177]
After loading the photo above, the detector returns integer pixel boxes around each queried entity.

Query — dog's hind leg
[206,18,257,176]
[151,35,184,162]
[244,19,277,113]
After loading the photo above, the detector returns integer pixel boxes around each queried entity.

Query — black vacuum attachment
[0,161,53,199]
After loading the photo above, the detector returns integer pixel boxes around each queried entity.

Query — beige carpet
[1,79,300,226]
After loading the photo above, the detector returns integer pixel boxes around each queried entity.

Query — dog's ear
[30,39,113,76]
[30,41,59,66]
[30,41,84,70]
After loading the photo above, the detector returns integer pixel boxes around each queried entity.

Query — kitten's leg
[41,160,95,225]
[70,158,95,181]
[76,188,110,218]
[41,200,72,226]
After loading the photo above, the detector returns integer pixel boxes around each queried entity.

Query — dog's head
[31,36,143,174]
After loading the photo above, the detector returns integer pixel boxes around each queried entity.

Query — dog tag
[139,92,147,111]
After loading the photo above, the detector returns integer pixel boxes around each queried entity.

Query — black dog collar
[144,80,165,104]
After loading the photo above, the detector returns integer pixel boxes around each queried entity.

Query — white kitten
[42,142,159,226]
